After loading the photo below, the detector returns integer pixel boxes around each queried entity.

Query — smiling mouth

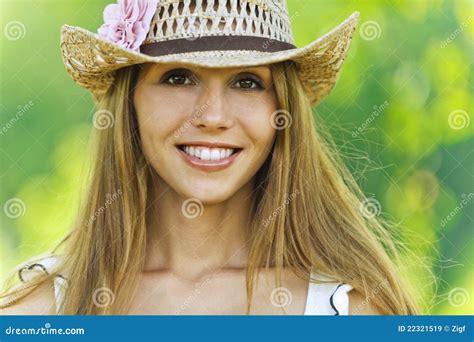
[176,144,243,161]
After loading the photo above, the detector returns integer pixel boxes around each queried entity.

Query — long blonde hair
[1,61,421,314]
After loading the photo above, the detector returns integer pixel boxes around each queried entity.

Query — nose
[192,86,234,131]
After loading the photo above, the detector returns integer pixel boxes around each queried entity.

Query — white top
[16,256,353,315]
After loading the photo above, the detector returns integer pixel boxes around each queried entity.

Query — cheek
[231,94,277,149]
[134,86,195,150]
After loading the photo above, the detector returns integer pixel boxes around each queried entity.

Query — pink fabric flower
[97,0,158,52]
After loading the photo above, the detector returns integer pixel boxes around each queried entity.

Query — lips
[176,141,243,149]
[175,142,243,172]
[177,145,241,161]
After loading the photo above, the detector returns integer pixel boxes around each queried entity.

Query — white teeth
[201,149,211,160]
[180,146,237,161]
[210,149,221,160]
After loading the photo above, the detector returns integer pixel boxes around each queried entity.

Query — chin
[178,182,237,205]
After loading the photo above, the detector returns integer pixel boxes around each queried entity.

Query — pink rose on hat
[98,0,158,52]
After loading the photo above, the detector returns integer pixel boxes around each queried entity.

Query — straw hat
[60,0,359,106]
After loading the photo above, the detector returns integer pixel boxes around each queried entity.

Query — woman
[1,0,419,315]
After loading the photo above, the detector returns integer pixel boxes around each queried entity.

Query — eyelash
[161,71,264,90]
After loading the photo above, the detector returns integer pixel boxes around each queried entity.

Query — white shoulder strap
[304,272,354,315]
[52,275,68,313]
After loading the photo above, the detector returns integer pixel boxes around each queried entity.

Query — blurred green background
[1,0,472,314]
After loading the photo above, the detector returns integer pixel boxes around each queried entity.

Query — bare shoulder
[348,289,384,315]
[0,280,57,315]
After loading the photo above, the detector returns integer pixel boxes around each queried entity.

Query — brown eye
[161,69,195,85]
[165,74,192,85]
[233,77,263,90]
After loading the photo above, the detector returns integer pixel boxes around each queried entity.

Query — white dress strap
[18,255,68,314]
[304,272,354,315]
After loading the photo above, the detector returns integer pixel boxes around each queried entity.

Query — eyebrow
[236,67,272,78]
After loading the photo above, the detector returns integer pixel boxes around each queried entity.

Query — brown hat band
[140,35,296,57]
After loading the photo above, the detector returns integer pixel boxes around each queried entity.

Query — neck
[144,174,255,280]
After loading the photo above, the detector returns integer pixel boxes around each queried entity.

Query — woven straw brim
[60,12,359,106]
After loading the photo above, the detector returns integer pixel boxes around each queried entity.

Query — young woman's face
[133,63,278,203]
